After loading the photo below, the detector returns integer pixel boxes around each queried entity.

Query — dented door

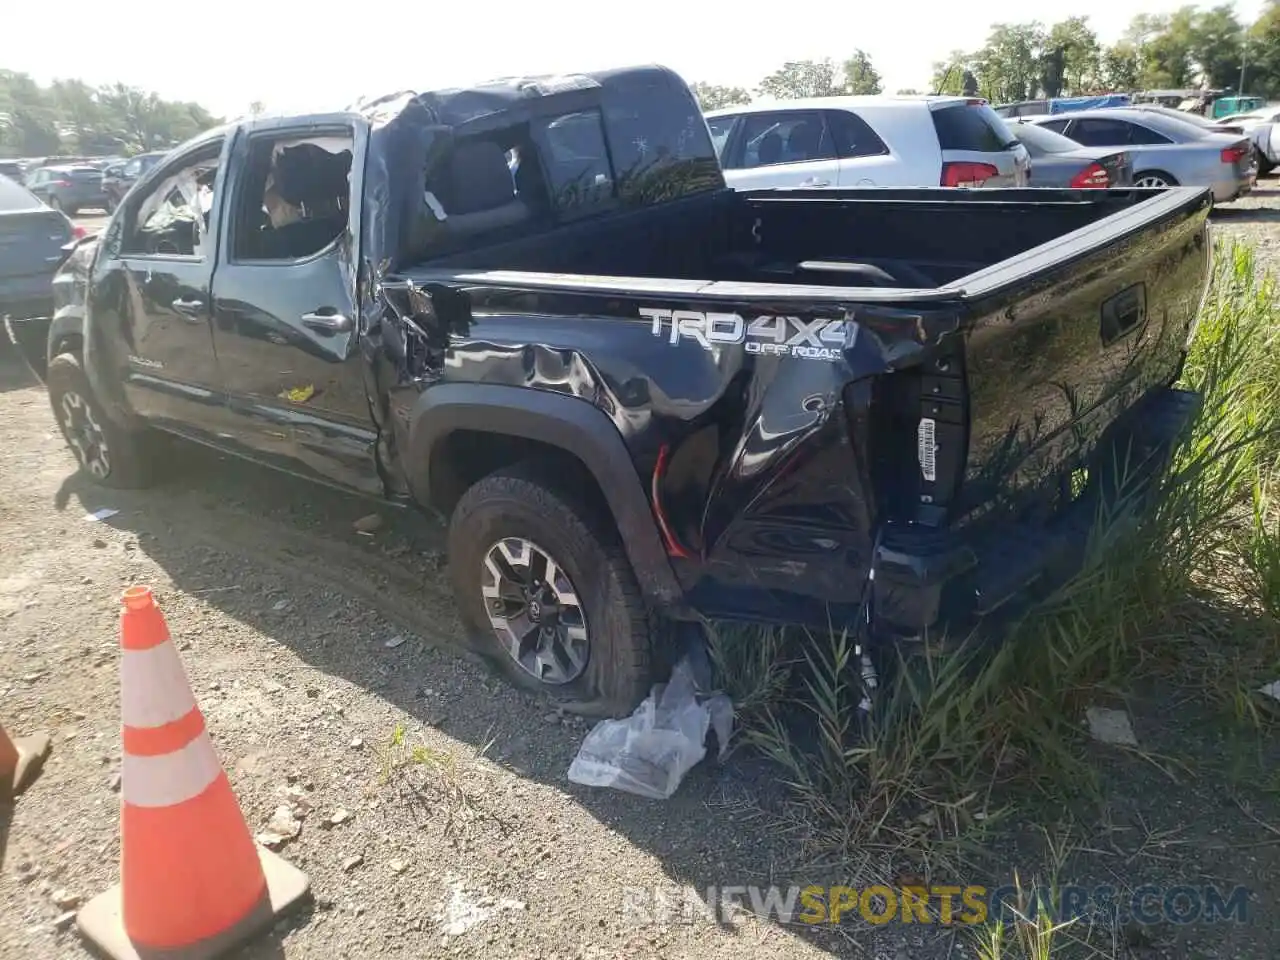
[208,116,381,495]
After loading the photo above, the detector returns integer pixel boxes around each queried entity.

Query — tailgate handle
[1100,283,1147,347]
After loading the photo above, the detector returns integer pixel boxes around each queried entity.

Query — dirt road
[1,187,1278,960]
[0,351,865,959]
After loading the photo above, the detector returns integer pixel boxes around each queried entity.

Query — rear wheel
[447,464,655,717]
[46,353,156,489]
[1134,171,1177,188]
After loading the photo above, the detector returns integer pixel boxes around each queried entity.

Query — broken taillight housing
[851,343,969,529]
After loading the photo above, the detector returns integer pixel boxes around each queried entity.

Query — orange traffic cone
[77,586,309,960]
[0,722,51,802]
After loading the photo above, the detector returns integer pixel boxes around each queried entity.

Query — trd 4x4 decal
[639,308,857,361]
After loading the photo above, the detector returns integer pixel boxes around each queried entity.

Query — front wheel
[447,465,655,717]
[46,353,156,489]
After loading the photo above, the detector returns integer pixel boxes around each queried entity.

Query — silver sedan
[1027,107,1256,203]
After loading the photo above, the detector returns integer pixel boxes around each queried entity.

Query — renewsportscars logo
[639,308,857,361]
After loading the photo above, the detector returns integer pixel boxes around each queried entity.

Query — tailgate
[949,188,1211,522]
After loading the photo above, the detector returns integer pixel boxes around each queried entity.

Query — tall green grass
[711,238,1280,892]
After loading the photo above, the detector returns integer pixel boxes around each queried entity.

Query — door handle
[801,178,831,187]
[171,297,204,322]
[301,311,353,334]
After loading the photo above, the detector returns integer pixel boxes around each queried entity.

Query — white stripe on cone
[121,641,198,729]
[122,730,223,808]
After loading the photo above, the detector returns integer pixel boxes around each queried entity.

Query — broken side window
[229,132,355,263]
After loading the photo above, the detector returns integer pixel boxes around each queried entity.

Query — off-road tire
[46,353,156,489]
[448,464,655,718]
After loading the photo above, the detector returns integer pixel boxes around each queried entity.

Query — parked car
[1131,89,1198,108]
[995,94,1132,118]
[0,174,81,325]
[705,95,1030,189]
[1206,95,1265,119]
[102,151,167,212]
[1131,90,1199,109]
[1127,103,1244,135]
[8,65,1210,717]
[994,100,1049,119]
[24,164,110,215]
[0,160,24,180]
[1028,108,1255,202]
[1217,107,1280,175]
[1009,121,1134,187]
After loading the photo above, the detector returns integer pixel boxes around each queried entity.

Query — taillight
[1221,143,1249,164]
[941,161,1000,187]
[72,225,87,239]
[51,179,71,187]
[1069,162,1110,188]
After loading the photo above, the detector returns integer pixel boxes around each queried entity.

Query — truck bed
[389,184,1212,634]
[409,186,1193,293]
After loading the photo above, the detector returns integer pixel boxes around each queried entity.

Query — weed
[704,620,795,743]
[712,237,1280,930]
[371,722,499,836]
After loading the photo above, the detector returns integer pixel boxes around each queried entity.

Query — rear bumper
[872,386,1201,640]
[1212,173,1255,202]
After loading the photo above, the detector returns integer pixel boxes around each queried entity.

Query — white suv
[704,96,1031,190]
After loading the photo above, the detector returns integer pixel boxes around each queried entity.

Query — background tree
[1249,0,1280,95]
[842,50,883,95]
[1185,4,1246,89]
[689,82,751,111]
[757,59,845,99]
[755,53,884,99]
[1046,16,1101,93]
[930,52,974,95]
[1040,46,1067,98]
[1131,10,1195,87]
[919,11,1277,105]
[1099,42,1142,91]
[971,22,1047,103]
[0,71,220,158]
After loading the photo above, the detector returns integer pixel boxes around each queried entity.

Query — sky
[3,0,1268,119]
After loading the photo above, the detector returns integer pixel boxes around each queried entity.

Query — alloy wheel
[480,537,589,685]
[58,390,111,479]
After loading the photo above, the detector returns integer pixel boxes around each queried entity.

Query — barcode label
[917,417,937,482]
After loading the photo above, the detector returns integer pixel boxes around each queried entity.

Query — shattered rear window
[599,73,723,206]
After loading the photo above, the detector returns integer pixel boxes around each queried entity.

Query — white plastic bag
[567,656,733,800]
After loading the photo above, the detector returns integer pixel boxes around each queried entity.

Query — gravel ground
[0,360,865,960]
[0,184,1278,960]
[1207,178,1280,272]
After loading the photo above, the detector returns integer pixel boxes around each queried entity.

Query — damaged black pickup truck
[7,65,1212,716]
